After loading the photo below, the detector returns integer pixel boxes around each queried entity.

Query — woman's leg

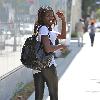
[80,32,83,46]
[78,32,80,46]
[89,34,93,46]
[42,65,58,100]
[33,73,45,100]
[92,34,95,45]
[90,34,95,46]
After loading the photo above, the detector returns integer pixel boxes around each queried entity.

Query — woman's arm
[41,35,65,53]
[56,11,67,39]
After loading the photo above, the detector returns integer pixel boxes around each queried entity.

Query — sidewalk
[58,32,100,100]
[29,32,100,100]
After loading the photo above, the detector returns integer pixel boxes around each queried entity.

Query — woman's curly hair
[34,6,57,34]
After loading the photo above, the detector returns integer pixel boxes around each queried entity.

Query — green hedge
[71,32,77,38]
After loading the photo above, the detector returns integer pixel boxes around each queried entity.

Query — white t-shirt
[38,26,59,67]
[88,25,96,34]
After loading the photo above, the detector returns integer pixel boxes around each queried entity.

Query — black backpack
[20,35,53,70]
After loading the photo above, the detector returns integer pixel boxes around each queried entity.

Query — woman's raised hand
[56,10,65,21]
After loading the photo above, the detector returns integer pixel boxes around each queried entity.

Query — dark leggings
[33,64,58,100]
[89,33,95,44]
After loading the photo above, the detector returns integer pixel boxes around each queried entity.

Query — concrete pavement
[29,32,100,100]
[58,32,100,100]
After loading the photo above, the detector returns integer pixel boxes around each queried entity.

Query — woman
[33,6,67,100]
[88,22,96,46]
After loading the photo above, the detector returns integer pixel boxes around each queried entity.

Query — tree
[96,9,100,20]
[82,0,96,19]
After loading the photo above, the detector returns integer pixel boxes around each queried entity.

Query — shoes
[91,43,93,46]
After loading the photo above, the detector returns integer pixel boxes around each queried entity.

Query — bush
[11,80,34,100]
[96,9,100,21]
[71,32,77,38]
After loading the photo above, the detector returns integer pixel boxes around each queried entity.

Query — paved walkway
[28,32,100,100]
[58,32,100,100]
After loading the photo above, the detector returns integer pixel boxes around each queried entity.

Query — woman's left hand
[56,11,65,21]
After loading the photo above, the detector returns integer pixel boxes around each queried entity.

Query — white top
[32,25,59,74]
[38,26,59,67]
[88,25,96,34]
